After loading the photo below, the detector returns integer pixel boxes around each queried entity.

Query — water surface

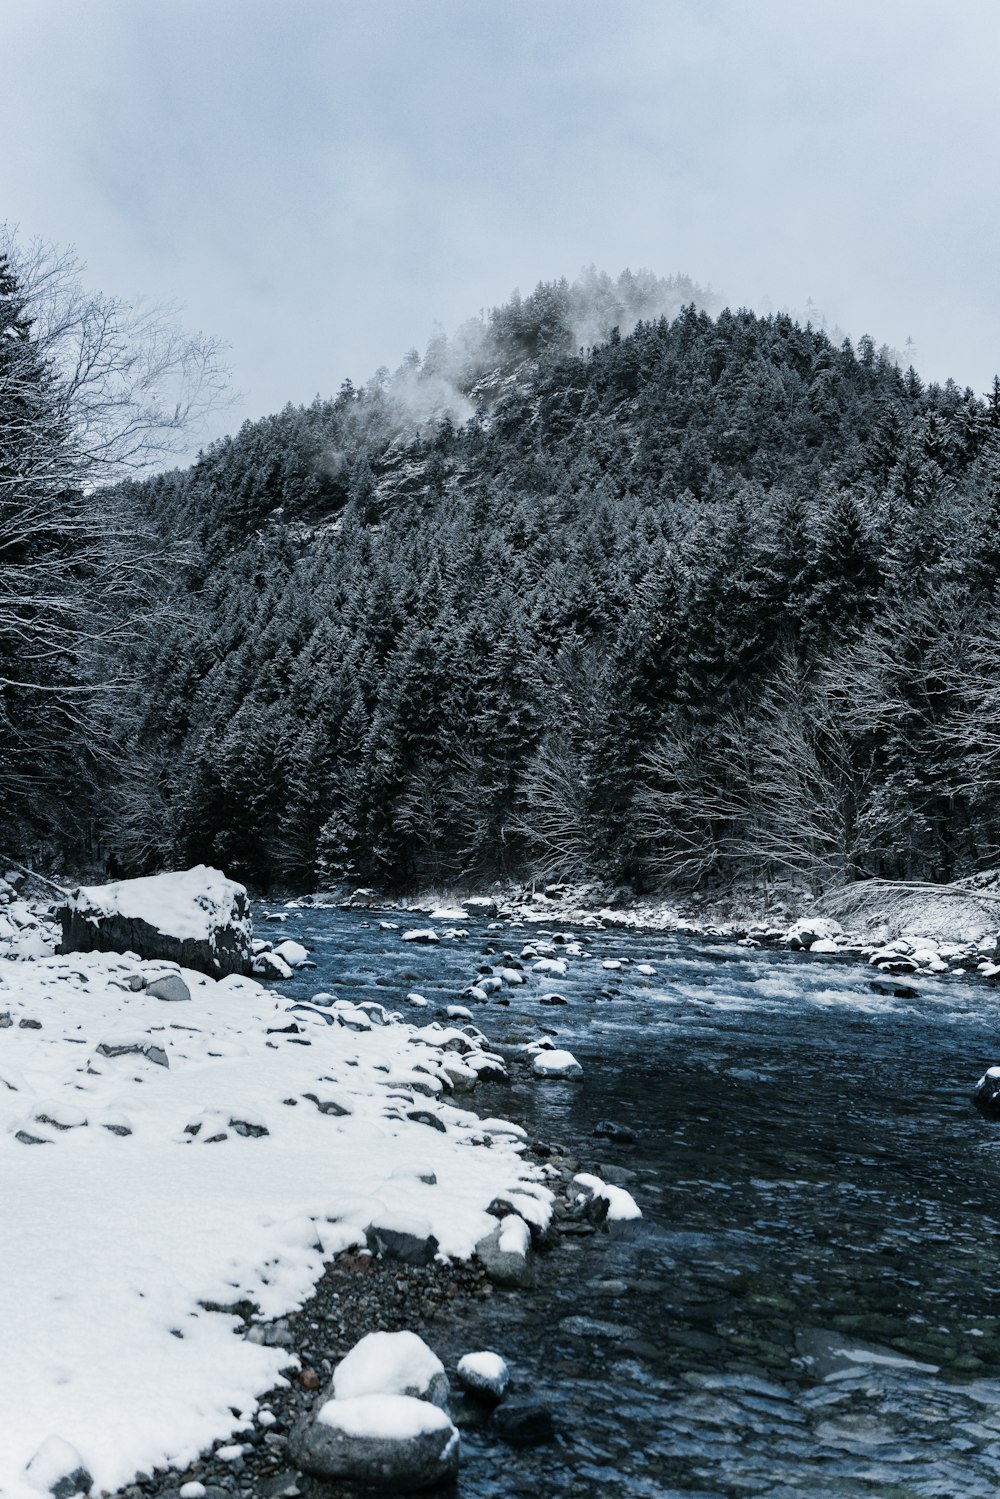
[264,904,1000,1497]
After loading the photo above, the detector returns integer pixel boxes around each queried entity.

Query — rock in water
[57,866,251,977]
[475,1214,535,1287]
[532,1049,582,1079]
[974,1065,1000,1116]
[289,1393,460,1490]
[456,1351,509,1403]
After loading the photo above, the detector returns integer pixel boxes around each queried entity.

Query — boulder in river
[475,1214,535,1287]
[58,866,251,978]
[456,1350,509,1403]
[973,1065,1000,1116]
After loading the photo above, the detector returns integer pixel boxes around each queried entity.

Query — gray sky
[5,0,1000,450]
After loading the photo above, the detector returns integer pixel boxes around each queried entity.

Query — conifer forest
[5,262,1000,898]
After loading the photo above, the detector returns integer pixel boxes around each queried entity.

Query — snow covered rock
[475,1214,535,1287]
[144,971,191,1003]
[973,1065,1000,1116]
[809,937,840,954]
[784,917,844,950]
[573,1172,643,1237]
[402,929,439,944]
[456,1350,509,1403]
[367,1215,440,1266]
[58,867,251,978]
[532,1049,582,1079]
[270,939,309,969]
[24,1435,92,1497]
[252,950,293,980]
[462,896,498,916]
[289,1393,460,1490]
[331,1330,450,1406]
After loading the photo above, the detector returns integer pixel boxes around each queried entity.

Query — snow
[0,949,548,1499]
[498,1214,532,1256]
[574,1172,643,1222]
[532,1048,583,1078]
[271,939,309,968]
[457,1350,509,1394]
[23,1435,89,1494]
[332,1331,446,1403]
[316,1393,454,1441]
[69,866,247,945]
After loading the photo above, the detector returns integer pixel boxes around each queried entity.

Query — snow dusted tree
[0,228,229,852]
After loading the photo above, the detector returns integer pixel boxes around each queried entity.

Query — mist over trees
[5,260,1000,897]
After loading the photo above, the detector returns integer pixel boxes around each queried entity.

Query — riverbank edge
[94,1063,610,1499]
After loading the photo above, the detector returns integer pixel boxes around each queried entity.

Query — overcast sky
[4,0,1000,450]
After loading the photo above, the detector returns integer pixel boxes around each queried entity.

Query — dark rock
[406,1109,447,1133]
[146,973,191,1003]
[491,1398,555,1447]
[475,1218,535,1288]
[302,1092,350,1117]
[367,1223,440,1266]
[593,1119,637,1144]
[288,1395,460,1490]
[19,1017,42,1029]
[97,1040,169,1067]
[974,1066,1000,1116]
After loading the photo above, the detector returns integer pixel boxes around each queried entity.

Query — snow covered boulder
[24,1435,92,1497]
[973,1066,1000,1116]
[252,949,293,979]
[784,916,843,951]
[271,938,310,969]
[532,1048,582,1079]
[332,1330,450,1407]
[58,867,251,978]
[475,1214,535,1288]
[289,1393,460,1491]
[456,1350,509,1404]
[573,1172,643,1238]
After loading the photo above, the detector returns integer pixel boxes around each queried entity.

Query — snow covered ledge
[58,865,252,977]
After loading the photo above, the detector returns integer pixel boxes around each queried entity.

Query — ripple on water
[262,905,1000,1495]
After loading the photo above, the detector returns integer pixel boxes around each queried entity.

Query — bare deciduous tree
[4,226,231,480]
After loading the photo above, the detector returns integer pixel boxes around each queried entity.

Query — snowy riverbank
[0,885,555,1498]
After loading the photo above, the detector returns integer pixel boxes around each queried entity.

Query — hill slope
[83,277,1000,894]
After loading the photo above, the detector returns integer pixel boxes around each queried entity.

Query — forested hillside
[8,266,1000,897]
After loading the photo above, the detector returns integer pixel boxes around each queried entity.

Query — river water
[264,904,1000,1497]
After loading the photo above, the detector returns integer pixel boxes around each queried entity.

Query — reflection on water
[265,905,1000,1496]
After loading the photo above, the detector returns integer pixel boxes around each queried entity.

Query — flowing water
[264,904,1000,1497]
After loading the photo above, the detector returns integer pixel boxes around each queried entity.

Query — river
[263,902,1000,1497]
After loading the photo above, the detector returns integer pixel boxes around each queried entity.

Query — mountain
[24,272,1000,895]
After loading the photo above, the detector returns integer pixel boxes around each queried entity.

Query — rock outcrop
[58,866,252,977]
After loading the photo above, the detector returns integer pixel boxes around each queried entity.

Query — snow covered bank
[0,943,548,1499]
[59,866,252,977]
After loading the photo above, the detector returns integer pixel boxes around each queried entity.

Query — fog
[4,1,999,453]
